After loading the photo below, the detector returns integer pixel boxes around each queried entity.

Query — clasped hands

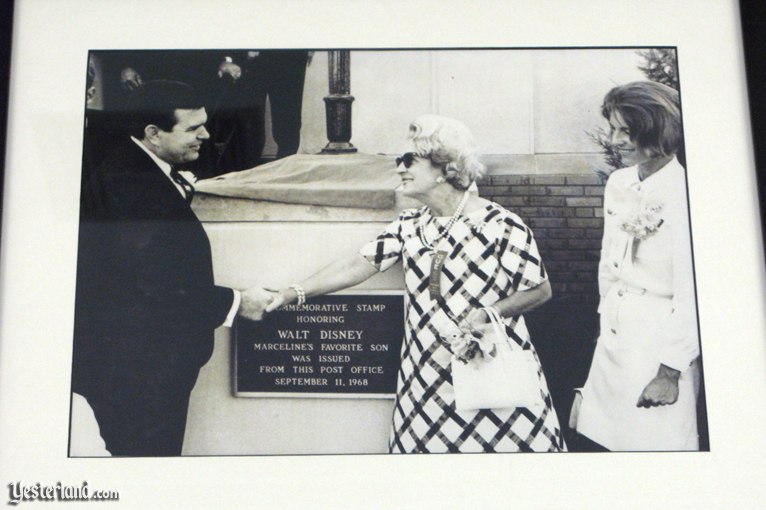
[218,62,242,83]
[237,286,294,321]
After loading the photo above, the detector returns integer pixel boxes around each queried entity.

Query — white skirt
[578,284,700,451]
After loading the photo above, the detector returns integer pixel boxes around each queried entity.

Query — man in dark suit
[72,80,270,456]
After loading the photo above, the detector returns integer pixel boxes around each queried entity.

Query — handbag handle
[483,306,516,351]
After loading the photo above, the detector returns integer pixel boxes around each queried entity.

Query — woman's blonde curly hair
[407,114,485,190]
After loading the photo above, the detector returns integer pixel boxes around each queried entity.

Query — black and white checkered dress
[360,203,564,453]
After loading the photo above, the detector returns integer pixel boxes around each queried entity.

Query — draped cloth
[194,153,401,209]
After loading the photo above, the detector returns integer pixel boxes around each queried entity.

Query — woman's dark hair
[602,81,683,158]
[124,80,204,138]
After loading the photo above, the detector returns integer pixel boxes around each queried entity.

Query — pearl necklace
[419,190,470,250]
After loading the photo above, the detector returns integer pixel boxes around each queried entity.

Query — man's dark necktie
[169,168,195,205]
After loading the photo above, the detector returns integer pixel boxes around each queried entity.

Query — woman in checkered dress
[266,115,565,453]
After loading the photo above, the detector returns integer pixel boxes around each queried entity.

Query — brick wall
[478,173,606,305]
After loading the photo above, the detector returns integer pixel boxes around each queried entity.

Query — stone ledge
[195,152,610,223]
[480,153,609,176]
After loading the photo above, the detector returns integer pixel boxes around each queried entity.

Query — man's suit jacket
[72,141,234,400]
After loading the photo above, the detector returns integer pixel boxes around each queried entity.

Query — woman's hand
[464,308,490,330]
[264,288,296,313]
[450,308,495,364]
[636,364,680,407]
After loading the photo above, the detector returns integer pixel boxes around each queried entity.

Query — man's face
[155,108,209,165]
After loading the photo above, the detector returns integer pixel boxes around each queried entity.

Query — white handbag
[451,306,543,412]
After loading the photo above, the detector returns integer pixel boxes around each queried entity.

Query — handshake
[236,286,291,321]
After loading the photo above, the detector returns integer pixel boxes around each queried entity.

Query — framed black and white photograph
[70,46,706,458]
[1,1,765,508]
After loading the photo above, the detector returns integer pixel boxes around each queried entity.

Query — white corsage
[447,320,497,367]
[620,201,664,240]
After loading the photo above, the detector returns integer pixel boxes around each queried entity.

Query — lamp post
[321,50,357,153]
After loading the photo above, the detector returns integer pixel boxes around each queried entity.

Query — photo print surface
[70,47,705,457]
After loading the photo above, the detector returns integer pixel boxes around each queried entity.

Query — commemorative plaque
[234,292,405,398]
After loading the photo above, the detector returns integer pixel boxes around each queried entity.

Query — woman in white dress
[570,81,701,451]
[259,115,564,453]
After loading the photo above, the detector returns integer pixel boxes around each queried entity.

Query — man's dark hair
[124,80,204,138]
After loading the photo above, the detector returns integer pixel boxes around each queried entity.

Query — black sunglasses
[396,152,419,168]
